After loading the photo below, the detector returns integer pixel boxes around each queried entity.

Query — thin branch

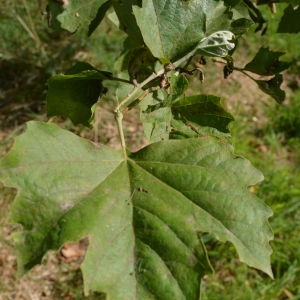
[112,45,206,153]
[108,76,133,85]
[115,111,128,159]
[114,68,165,112]
[21,0,43,48]
[213,59,257,81]
[15,13,37,41]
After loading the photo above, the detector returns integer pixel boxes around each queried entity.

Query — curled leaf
[197,31,235,57]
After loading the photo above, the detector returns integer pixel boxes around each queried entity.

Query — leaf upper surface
[133,0,250,62]
[48,0,108,33]
[244,47,290,76]
[255,74,286,103]
[0,121,273,299]
[133,0,209,62]
[172,95,234,133]
[47,63,110,126]
[277,4,300,33]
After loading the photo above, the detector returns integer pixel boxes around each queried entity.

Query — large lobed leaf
[0,122,273,299]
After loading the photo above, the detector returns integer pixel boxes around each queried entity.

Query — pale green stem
[15,14,36,41]
[115,69,165,112]
[115,49,198,113]
[113,46,201,154]
[115,110,128,159]
[21,0,42,48]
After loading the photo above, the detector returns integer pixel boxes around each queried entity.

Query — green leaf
[133,0,250,62]
[47,0,108,33]
[244,47,290,76]
[255,74,286,103]
[141,106,173,143]
[170,119,232,141]
[230,18,253,35]
[139,91,172,143]
[47,62,110,126]
[132,0,222,62]
[169,74,189,102]
[140,86,233,142]
[172,95,234,133]
[277,4,300,33]
[112,0,144,48]
[0,122,273,299]
[139,74,189,142]
[88,0,112,36]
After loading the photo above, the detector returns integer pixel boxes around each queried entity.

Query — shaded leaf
[127,48,157,83]
[172,95,234,133]
[47,0,108,33]
[0,122,273,300]
[169,74,189,102]
[244,47,290,76]
[47,62,110,126]
[230,18,253,35]
[255,74,285,103]
[112,0,144,48]
[170,119,232,141]
[277,4,300,33]
[88,0,112,36]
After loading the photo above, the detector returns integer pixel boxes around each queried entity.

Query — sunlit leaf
[0,122,273,300]
[133,0,250,62]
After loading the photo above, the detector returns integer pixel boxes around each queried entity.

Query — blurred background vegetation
[0,0,300,299]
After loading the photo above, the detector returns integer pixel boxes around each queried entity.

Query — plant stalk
[115,48,200,112]
[115,110,127,159]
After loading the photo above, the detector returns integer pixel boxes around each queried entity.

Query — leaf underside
[0,121,273,299]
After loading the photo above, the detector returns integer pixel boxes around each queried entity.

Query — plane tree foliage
[0,0,298,299]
